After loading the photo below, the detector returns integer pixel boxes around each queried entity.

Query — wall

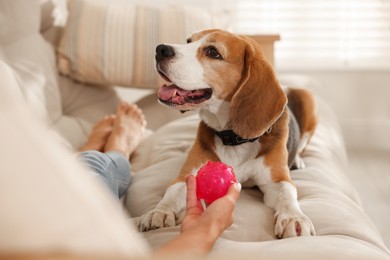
[278,70,390,151]
[127,0,236,29]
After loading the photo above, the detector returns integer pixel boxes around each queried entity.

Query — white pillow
[57,0,215,89]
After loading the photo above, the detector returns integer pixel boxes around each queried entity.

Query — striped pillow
[57,0,215,89]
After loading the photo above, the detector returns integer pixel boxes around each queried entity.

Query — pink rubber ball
[196,161,237,204]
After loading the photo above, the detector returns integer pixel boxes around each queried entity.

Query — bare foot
[79,115,115,152]
[104,101,146,158]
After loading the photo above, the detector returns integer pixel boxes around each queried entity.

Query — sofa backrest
[0,0,62,126]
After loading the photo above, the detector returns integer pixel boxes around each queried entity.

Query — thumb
[225,182,241,203]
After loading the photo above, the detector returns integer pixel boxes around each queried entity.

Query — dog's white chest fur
[215,136,267,186]
[215,138,260,166]
[199,98,267,186]
[199,98,230,131]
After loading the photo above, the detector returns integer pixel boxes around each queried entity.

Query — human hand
[181,174,241,237]
[155,175,240,256]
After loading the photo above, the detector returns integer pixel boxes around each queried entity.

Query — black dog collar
[214,129,261,146]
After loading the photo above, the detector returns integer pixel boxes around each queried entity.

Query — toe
[117,101,129,115]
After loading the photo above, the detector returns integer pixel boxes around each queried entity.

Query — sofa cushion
[0,0,62,126]
[57,0,215,89]
[126,96,390,257]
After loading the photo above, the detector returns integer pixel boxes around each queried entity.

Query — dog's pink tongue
[158,84,176,101]
[158,84,190,101]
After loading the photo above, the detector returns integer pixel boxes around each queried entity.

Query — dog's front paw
[139,207,179,232]
[274,211,315,238]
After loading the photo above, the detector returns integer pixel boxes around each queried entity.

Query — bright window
[232,0,390,70]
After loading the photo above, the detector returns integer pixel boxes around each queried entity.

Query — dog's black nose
[156,44,175,62]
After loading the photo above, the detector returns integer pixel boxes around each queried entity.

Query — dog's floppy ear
[228,40,287,139]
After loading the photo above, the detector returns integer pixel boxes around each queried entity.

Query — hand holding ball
[196,161,237,204]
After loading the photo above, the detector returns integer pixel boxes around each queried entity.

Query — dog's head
[156,29,287,138]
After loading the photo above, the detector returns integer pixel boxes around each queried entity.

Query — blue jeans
[78,151,131,198]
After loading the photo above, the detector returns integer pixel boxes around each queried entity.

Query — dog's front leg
[256,136,315,238]
[139,181,187,232]
[261,180,315,238]
[139,124,219,232]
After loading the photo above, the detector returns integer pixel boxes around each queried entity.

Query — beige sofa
[1,0,389,259]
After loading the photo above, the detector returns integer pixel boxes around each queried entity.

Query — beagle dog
[139,29,318,238]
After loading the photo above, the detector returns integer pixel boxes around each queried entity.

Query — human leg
[78,151,131,197]
[104,101,146,159]
[79,115,115,152]
[78,101,146,197]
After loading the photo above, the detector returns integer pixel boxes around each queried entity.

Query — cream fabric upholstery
[0,0,62,125]
[0,0,116,150]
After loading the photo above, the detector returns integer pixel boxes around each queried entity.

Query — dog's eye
[186,38,192,44]
[205,46,222,60]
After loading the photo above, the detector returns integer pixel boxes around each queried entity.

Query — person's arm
[155,175,241,256]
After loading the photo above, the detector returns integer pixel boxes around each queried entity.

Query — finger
[185,175,201,211]
[225,182,241,203]
[184,173,192,182]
